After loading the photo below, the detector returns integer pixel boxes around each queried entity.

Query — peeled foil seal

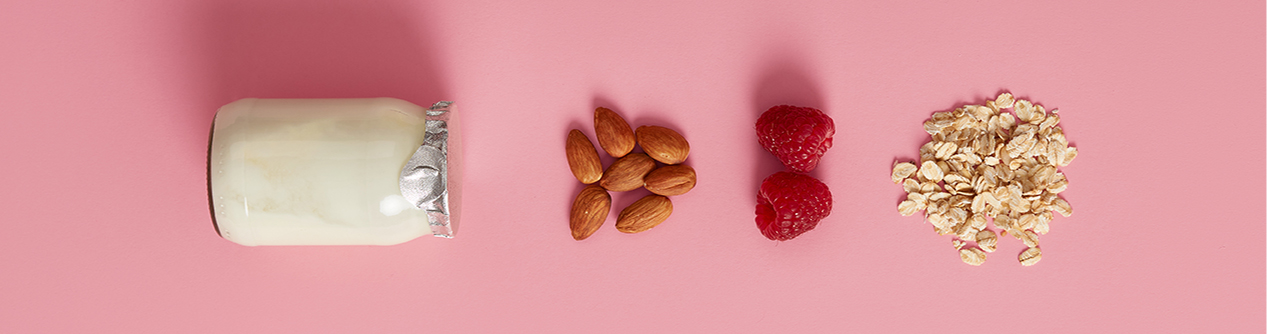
[400,101,461,238]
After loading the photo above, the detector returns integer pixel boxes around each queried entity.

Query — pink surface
[1,0,1263,332]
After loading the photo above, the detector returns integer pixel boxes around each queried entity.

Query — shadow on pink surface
[203,0,447,104]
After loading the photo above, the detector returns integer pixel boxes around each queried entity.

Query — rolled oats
[892,162,918,183]
[1052,197,1073,217]
[1048,178,1068,193]
[935,142,958,160]
[1061,147,1078,166]
[906,194,927,210]
[976,230,998,252]
[942,174,968,184]
[994,93,1015,109]
[981,192,1002,211]
[889,92,1077,266]
[898,200,920,216]
[994,213,1013,230]
[960,247,987,266]
[920,181,938,193]
[957,226,979,242]
[1033,216,1050,235]
[903,179,921,193]
[971,194,987,213]
[920,161,945,183]
[1018,214,1037,230]
[1019,247,1042,266]
[1020,229,1040,247]
[928,213,949,229]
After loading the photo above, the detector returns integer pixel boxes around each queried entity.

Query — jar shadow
[202,0,448,103]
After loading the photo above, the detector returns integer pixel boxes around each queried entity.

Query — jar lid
[400,101,457,238]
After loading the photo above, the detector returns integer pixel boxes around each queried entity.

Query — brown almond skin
[616,195,673,233]
[594,107,636,158]
[570,184,611,240]
[643,165,696,196]
[599,153,655,192]
[566,129,603,184]
[635,125,690,165]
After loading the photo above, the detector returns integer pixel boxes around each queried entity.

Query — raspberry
[755,105,835,173]
[755,171,833,241]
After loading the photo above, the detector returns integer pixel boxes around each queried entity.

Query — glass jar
[209,98,459,246]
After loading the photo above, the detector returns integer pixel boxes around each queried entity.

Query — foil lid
[400,101,457,238]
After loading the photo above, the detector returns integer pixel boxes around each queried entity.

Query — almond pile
[566,107,696,240]
[891,93,1077,266]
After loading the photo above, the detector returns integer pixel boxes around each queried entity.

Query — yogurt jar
[208,98,461,246]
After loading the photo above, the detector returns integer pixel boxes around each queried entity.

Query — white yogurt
[210,98,434,246]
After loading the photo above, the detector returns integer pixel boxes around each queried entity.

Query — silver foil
[400,101,459,238]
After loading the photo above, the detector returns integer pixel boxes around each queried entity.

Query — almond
[643,165,696,196]
[566,129,603,184]
[570,184,611,240]
[635,125,690,165]
[616,194,673,233]
[594,107,635,158]
[599,152,655,192]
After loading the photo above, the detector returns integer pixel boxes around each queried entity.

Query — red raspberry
[755,171,833,241]
[755,105,835,173]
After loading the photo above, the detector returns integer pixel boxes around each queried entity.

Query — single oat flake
[892,162,918,183]
[1019,247,1043,266]
[960,247,988,266]
[889,92,1077,266]
[898,200,920,216]
[976,230,998,253]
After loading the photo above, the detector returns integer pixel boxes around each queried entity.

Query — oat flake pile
[891,92,1078,266]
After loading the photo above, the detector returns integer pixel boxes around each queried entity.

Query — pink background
[1,0,1263,332]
